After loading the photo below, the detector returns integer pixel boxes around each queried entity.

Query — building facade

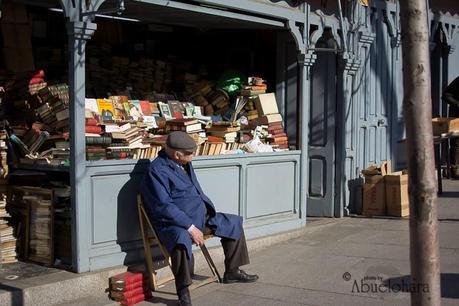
[7,0,456,272]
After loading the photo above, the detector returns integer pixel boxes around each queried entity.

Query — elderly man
[140,131,258,306]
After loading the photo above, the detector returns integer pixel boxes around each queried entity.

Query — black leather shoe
[223,269,259,284]
[177,287,192,306]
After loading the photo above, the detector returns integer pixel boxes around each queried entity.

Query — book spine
[85,118,98,126]
[109,272,144,284]
[85,137,112,145]
[85,126,102,134]
[111,279,148,292]
[110,286,149,300]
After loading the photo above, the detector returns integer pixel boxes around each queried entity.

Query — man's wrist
[187,224,196,233]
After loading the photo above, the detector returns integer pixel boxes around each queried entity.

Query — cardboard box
[385,171,409,217]
[432,117,459,136]
[363,175,386,216]
[362,161,392,216]
[254,93,279,117]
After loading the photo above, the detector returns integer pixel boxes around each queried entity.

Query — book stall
[0,1,305,273]
[83,77,290,162]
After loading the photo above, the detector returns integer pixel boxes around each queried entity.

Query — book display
[1,67,290,163]
[0,2,297,273]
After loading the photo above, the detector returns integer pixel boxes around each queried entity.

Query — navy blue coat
[140,150,242,259]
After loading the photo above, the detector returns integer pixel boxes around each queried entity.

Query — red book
[85,125,102,134]
[269,130,287,137]
[110,272,145,286]
[110,286,150,301]
[120,292,151,306]
[29,70,45,84]
[268,127,284,132]
[85,118,98,126]
[207,136,225,143]
[110,279,148,292]
[267,122,283,128]
[140,100,152,115]
[273,137,288,143]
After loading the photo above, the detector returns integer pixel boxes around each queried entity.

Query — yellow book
[96,99,115,119]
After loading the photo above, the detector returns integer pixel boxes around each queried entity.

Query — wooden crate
[432,117,459,136]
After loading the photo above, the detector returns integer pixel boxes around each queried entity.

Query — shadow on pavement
[148,296,177,305]
[438,218,459,222]
[438,191,459,198]
[384,273,459,299]
[0,284,24,306]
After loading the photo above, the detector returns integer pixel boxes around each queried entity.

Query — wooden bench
[137,194,221,291]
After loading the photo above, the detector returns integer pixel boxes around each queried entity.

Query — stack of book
[191,81,213,116]
[25,189,53,265]
[166,118,202,134]
[109,271,151,306]
[206,122,240,144]
[0,181,18,264]
[0,129,8,180]
[154,60,173,93]
[27,70,47,95]
[198,136,225,156]
[106,145,134,160]
[267,122,289,149]
[86,135,111,161]
[86,48,171,97]
[10,186,54,266]
[180,72,198,97]
[110,126,144,148]
[36,84,70,132]
[85,117,103,135]
[207,89,230,116]
[240,77,267,97]
[132,145,162,160]
[21,122,50,155]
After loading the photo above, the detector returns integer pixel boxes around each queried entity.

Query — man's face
[174,150,194,165]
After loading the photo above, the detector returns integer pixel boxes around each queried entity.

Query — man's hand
[188,226,204,246]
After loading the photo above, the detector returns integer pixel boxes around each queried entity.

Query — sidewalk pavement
[136,179,459,306]
[15,179,459,306]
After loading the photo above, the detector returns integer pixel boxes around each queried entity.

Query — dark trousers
[171,230,249,292]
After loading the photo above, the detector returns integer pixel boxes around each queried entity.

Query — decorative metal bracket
[60,0,124,22]
[82,0,125,17]
[339,53,361,76]
[440,22,458,54]
[298,52,317,67]
[288,20,306,55]
[382,9,400,48]
[358,30,375,45]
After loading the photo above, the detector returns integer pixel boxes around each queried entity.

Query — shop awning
[99,0,286,29]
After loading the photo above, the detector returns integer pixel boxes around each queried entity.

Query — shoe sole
[222,278,259,284]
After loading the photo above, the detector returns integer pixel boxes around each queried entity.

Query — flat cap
[166,131,197,153]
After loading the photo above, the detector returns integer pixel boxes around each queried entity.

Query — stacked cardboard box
[385,170,409,217]
[362,161,409,217]
[362,161,391,216]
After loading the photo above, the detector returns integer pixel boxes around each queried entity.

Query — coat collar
[158,149,193,183]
